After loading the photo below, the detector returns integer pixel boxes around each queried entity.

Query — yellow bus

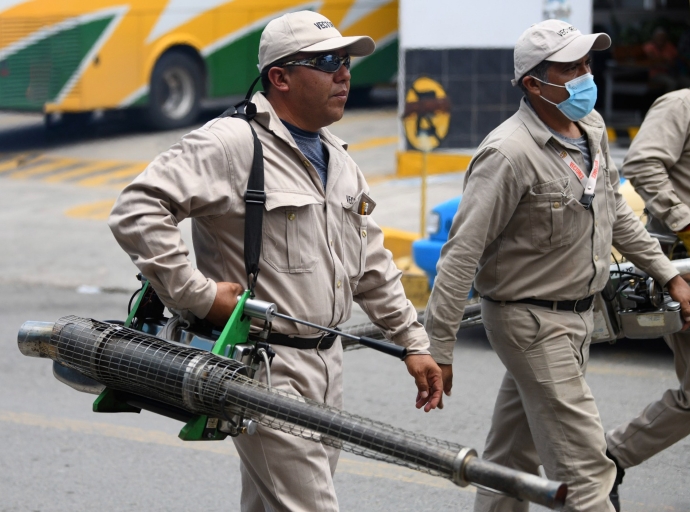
[0,0,398,129]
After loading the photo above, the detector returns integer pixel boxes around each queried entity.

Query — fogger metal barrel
[610,257,690,278]
[18,316,567,509]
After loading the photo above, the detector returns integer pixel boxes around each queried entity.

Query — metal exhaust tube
[610,257,690,277]
[223,376,568,510]
[462,456,568,509]
[17,316,567,509]
[671,258,690,276]
[17,321,54,357]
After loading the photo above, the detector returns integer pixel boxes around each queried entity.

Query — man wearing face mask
[424,20,690,512]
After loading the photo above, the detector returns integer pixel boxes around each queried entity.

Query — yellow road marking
[0,153,41,173]
[349,135,398,152]
[0,409,461,490]
[0,153,147,189]
[77,164,147,187]
[9,157,81,179]
[366,173,397,185]
[43,160,128,183]
[65,199,116,221]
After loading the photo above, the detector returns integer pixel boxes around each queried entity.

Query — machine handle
[358,336,407,360]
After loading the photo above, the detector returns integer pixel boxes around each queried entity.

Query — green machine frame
[93,287,253,441]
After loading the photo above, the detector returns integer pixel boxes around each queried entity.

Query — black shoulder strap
[219,75,265,295]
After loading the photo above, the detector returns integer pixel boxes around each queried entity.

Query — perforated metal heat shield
[27,315,566,508]
[48,316,460,476]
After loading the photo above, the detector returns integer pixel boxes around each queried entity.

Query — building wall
[400,0,593,149]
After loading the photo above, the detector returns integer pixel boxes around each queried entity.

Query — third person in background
[607,87,690,511]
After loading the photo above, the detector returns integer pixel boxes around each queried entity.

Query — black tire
[146,51,202,130]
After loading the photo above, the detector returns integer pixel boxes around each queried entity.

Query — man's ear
[268,67,290,93]
[521,75,541,97]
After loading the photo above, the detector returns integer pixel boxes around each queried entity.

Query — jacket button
[303,160,310,168]
[288,213,296,221]
[337,280,342,288]
[673,222,678,228]
[361,230,367,238]
[553,202,560,209]
[594,254,599,261]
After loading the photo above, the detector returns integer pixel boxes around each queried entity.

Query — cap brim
[301,35,376,57]
[548,32,611,63]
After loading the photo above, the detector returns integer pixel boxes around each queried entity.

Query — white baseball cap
[512,19,611,86]
[259,11,375,72]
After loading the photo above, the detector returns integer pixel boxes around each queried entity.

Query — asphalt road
[0,107,688,511]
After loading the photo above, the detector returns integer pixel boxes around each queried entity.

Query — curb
[381,229,430,309]
[395,256,431,309]
[381,227,420,260]
[607,126,640,144]
[396,150,472,177]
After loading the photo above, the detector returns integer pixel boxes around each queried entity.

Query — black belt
[264,331,338,350]
[483,295,594,313]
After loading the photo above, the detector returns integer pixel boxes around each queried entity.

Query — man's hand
[666,274,690,330]
[404,354,443,412]
[204,282,245,327]
[439,363,453,409]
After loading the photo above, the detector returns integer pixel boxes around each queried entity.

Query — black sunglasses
[281,53,351,73]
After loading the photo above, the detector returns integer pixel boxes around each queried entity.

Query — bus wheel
[146,51,202,130]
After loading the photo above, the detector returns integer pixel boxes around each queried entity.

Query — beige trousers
[606,331,690,469]
[474,301,616,512]
[232,339,343,512]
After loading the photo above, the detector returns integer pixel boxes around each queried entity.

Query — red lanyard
[550,144,600,210]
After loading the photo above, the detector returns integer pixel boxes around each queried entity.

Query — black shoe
[606,449,625,512]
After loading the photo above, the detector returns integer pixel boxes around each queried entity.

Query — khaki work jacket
[109,93,428,354]
[426,98,678,364]
[623,89,690,231]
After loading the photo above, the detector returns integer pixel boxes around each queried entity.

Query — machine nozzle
[17,321,54,358]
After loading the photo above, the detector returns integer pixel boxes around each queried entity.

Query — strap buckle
[244,189,266,204]
[579,193,594,210]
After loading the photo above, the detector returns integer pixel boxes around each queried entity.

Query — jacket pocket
[529,177,575,250]
[262,191,322,273]
[341,204,368,282]
[603,167,617,224]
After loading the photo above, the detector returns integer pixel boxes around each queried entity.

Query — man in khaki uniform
[424,20,690,512]
[606,88,690,510]
[108,11,442,511]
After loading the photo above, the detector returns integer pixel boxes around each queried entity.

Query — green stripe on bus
[350,37,398,87]
[0,16,113,110]
[203,30,399,97]
[205,27,265,97]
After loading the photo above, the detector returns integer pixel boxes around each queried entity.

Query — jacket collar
[517,97,605,153]
[251,92,349,151]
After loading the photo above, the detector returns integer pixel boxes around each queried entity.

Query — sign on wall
[402,77,450,152]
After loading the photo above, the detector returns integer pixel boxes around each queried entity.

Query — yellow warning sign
[402,77,451,152]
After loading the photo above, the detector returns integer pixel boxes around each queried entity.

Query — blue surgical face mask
[531,73,597,121]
